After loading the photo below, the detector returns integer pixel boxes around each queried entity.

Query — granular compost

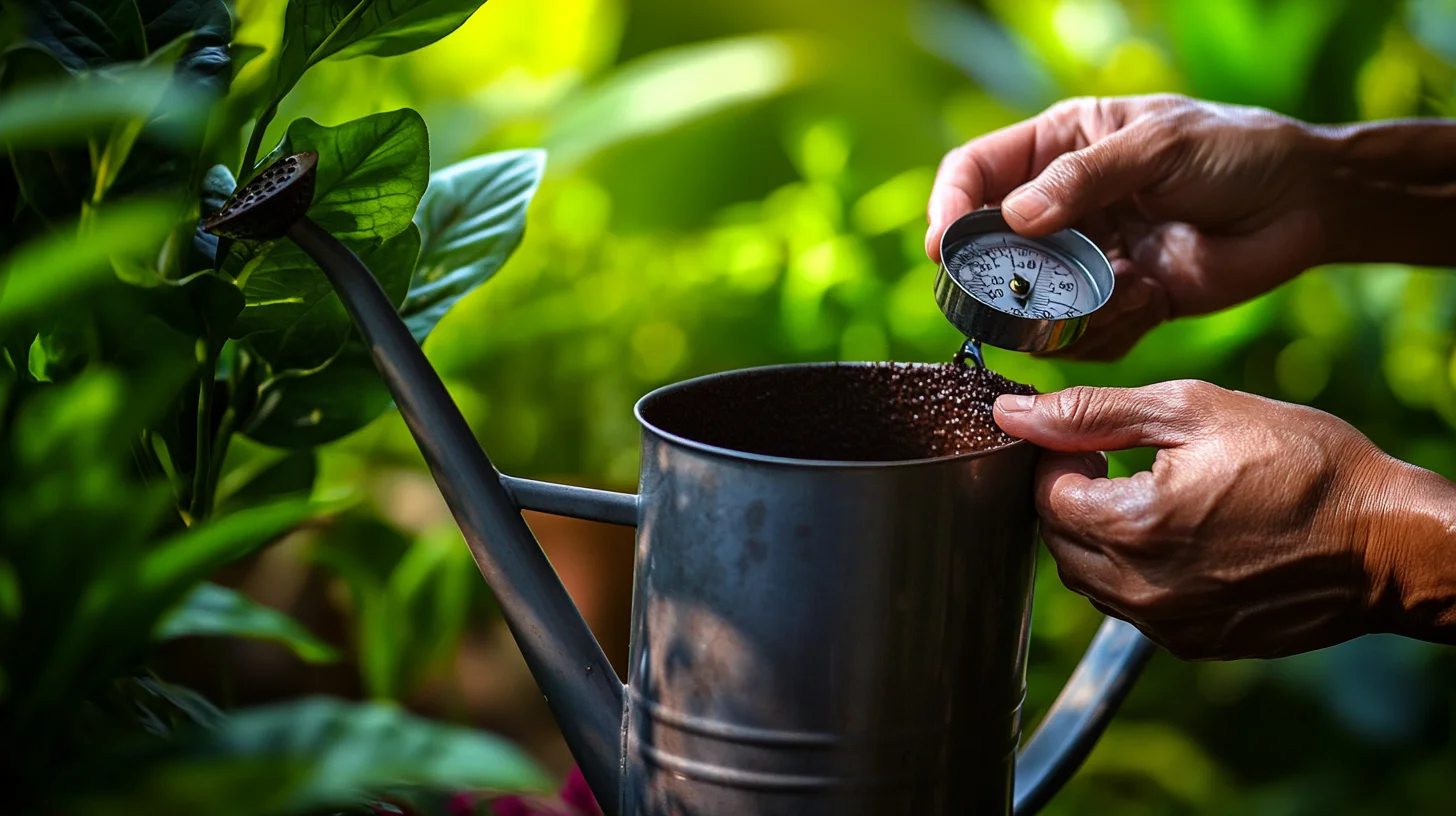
[638,363,1037,462]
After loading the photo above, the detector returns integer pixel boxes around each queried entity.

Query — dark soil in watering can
[640,363,1037,462]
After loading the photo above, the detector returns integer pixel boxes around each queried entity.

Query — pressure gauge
[935,208,1114,358]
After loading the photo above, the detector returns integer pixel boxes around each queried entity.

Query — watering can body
[276,217,1155,816]
[614,394,1037,814]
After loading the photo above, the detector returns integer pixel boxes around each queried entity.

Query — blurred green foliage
[6,0,1456,813]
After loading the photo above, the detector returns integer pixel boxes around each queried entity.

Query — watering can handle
[503,477,1157,814]
[1013,617,1155,814]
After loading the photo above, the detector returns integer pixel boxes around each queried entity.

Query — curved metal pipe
[1013,617,1157,815]
[287,217,627,813]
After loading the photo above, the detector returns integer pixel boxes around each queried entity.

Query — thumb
[1002,124,1170,236]
[994,382,1210,451]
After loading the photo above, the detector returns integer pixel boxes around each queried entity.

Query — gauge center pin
[1009,274,1031,297]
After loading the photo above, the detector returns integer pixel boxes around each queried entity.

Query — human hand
[993,380,1456,660]
[927,94,1332,360]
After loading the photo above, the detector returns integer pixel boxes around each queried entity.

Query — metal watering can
[205,153,1155,815]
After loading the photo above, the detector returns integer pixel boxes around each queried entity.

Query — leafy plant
[0,0,550,812]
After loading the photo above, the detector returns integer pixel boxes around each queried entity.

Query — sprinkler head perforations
[202,150,318,240]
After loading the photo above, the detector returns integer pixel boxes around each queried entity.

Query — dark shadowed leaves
[230,224,420,371]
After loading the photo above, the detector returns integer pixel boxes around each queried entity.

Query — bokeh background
[192,0,1456,812]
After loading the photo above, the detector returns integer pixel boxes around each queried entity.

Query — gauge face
[945,233,1105,320]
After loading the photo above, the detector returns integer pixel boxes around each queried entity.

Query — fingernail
[925,223,939,257]
[1003,187,1052,222]
[996,394,1034,413]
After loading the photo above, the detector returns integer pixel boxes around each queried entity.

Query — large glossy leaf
[230,224,420,371]
[262,110,429,243]
[25,0,231,71]
[405,150,543,342]
[242,342,394,448]
[157,582,341,664]
[272,0,490,103]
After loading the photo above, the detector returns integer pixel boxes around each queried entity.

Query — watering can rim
[630,360,1031,471]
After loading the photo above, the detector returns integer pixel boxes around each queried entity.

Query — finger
[926,103,1092,261]
[1002,121,1176,238]
[994,381,1215,451]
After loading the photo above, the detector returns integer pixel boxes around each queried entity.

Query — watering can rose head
[201,151,319,240]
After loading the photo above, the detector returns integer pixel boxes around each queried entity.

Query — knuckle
[1049,386,1106,429]
[1151,379,1216,415]
[1047,95,1095,120]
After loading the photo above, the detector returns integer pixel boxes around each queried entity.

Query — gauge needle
[1012,257,1046,305]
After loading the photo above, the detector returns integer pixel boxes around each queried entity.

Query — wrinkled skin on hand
[994,381,1456,661]
[926,94,1330,360]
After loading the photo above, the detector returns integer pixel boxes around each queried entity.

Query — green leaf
[359,526,477,700]
[214,440,319,517]
[262,110,429,243]
[231,223,420,371]
[143,270,247,352]
[405,150,543,342]
[273,0,490,103]
[1,45,91,225]
[157,582,341,664]
[140,498,318,596]
[0,200,181,331]
[241,341,393,448]
[26,0,232,71]
[128,676,226,732]
[198,697,549,805]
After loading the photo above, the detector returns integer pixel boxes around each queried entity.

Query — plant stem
[239,102,279,183]
[188,352,218,523]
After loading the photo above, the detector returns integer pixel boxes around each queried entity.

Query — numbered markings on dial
[947,236,1102,320]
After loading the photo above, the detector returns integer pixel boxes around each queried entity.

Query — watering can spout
[203,157,628,811]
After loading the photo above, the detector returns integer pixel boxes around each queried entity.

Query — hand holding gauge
[934,208,1114,367]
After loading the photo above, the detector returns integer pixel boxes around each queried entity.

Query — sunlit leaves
[273,0,490,104]
[407,150,543,342]
[263,110,430,242]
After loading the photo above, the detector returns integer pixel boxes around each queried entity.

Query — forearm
[1307,120,1456,267]
[1359,456,1456,645]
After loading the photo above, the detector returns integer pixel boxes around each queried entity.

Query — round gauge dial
[934,209,1114,354]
